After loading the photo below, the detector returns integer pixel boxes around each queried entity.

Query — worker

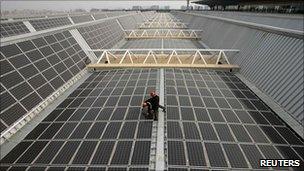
[142,91,166,121]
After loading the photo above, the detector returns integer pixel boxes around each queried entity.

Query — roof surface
[1,12,303,171]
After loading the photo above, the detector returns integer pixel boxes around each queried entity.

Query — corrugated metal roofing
[172,11,304,124]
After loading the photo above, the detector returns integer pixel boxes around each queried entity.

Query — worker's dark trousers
[148,105,165,121]
[153,110,158,121]
[154,105,165,120]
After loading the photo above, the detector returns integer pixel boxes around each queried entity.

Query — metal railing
[138,21,188,29]
[124,29,202,39]
[86,49,240,70]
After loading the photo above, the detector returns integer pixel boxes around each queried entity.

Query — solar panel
[125,107,140,120]
[29,17,72,31]
[234,110,255,123]
[55,108,76,121]
[48,167,66,171]
[178,96,191,106]
[86,122,107,139]
[66,167,86,171]
[0,30,90,130]
[72,141,98,164]
[275,126,303,145]
[229,124,252,142]
[163,69,304,169]
[223,144,248,168]
[87,167,106,171]
[207,108,225,122]
[8,54,31,68]
[193,108,210,121]
[93,13,107,20]
[70,122,92,139]
[54,122,78,139]
[183,122,200,139]
[168,141,186,165]
[260,126,288,144]
[52,141,81,164]
[205,143,228,167]
[108,168,127,171]
[202,97,218,108]
[102,122,122,139]
[71,15,93,23]
[1,41,303,171]
[119,122,137,139]
[180,107,195,120]
[91,141,115,164]
[1,103,27,126]
[167,107,180,120]
[1,141,33,164]
[111,107,127,120]
[1,21,30,38]
[34,141,65,164]
[214,124,235,142]
[186,142,206,166]
[27,166,47,171]
[118,16,137,30]
[42,109,63,122]
[0,92,16,110]
[258,145,283,159]
[16,141,48,163]
[198,123,218,141]
[167,121,183,139]
[38,123,63,139]
[77,20,124,50]
[221,109,240,123]
[1,60,14,74]
[82,108,100,120]
[111,141,133,164]
[261,111,285,125]
[190,96,204,107]
[97,107,114,120]
[8,166,29,171]
[240,144,265,169]
[137,121,153,139]
[131,141,151,165]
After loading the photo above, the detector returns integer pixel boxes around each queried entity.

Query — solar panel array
[77,19,124,57]
[92,13,107,20]
[70,15,94,24]
[29,17,72,31]
[2,11,303,171]
[116,12,155,30]
[0,30,90,132]
[132,14,145,24]
[118,16,138,30]
[1,12,148,39]
[0,21,30,38]
[164,68,304,170]
[1,68,157,170]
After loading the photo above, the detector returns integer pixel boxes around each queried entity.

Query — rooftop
[0,11,303,171]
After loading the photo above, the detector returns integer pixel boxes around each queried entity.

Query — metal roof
[0,11,303,171]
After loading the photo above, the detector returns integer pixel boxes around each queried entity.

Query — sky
[1,1,191,11]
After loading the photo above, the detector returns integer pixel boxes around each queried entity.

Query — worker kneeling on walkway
[142,91,166,121]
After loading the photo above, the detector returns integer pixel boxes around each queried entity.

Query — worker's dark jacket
[145,95,160,111]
